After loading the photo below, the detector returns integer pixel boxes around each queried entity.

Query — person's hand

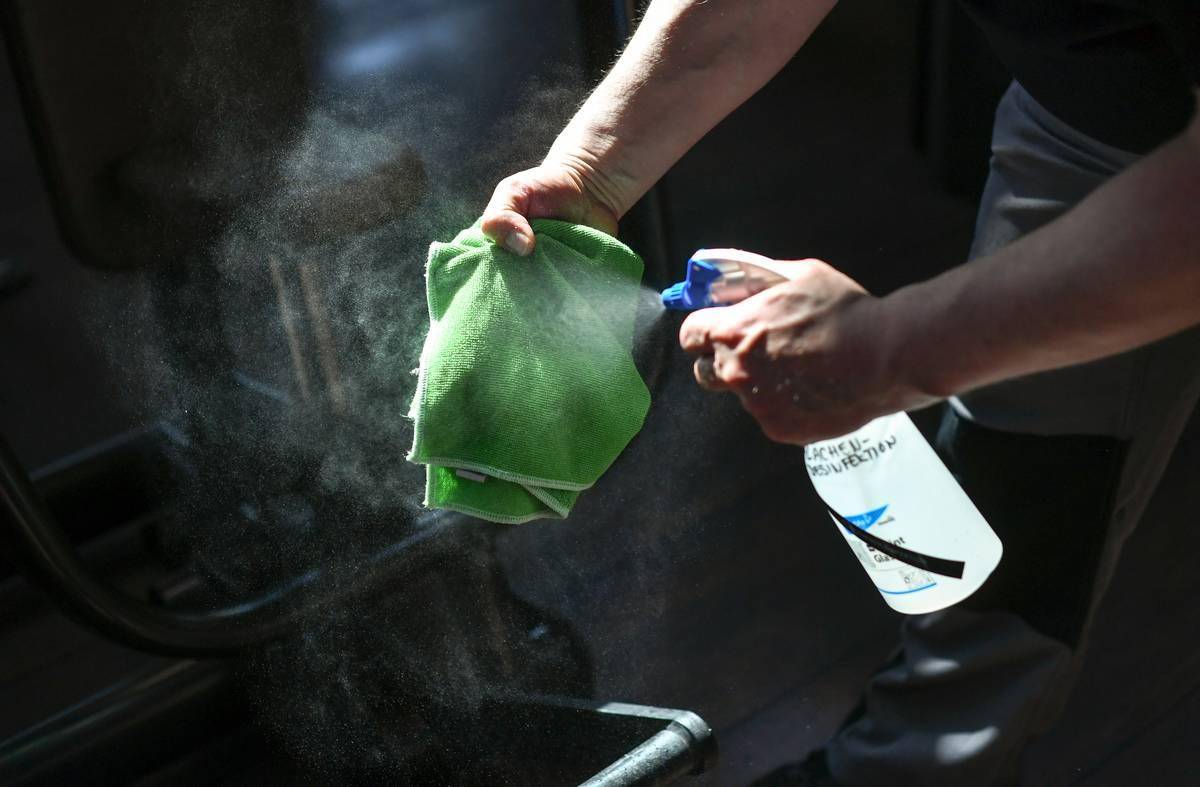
[679,259,937,444]
[481,158,620,256]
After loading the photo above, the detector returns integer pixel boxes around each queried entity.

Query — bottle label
[805,413,1003,614]
[833,504,939,596]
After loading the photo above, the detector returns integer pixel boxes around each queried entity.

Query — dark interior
[2,1,1197,785]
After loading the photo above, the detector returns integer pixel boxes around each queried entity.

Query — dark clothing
[828,80,1200,786]
[957,0,1200,153]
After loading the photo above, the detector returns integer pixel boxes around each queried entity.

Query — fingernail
[504,231,532,256]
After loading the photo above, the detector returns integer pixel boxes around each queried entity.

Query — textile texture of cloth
[408,219,650,523]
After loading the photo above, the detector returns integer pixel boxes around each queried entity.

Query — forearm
[887,100,1200,399]
[548,0,837,217]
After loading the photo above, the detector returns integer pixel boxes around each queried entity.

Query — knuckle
[498,173,530,199]
[493,175,518,196]
[678,318,702,344]
[713,356,749,385]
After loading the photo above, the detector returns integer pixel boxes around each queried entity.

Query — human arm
[679,92,1200,444]
[481,0,838,254]
[890,91,1200,398]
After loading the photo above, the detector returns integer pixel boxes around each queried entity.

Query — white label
[806,413,1003,615]
[833,505,939,598]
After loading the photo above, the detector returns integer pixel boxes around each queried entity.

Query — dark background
[1,1,1197,784]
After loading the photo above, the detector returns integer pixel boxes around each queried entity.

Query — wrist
[874,285,962,407]
[544,127,642,219]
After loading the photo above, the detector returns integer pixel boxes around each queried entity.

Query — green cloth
[407,219,650,523]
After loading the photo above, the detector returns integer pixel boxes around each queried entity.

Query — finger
[712,342,752,387]
[679,306,743,355]
[481,180,535,256]
[693,355,734,391]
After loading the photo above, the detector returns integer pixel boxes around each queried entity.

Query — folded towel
[408,219,651,523]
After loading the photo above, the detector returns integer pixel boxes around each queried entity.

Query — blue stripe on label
[879,582,938,595]
[846,504,889,529]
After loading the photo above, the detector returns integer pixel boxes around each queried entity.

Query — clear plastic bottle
[663,248,1004,613]
[805,412,1002,614]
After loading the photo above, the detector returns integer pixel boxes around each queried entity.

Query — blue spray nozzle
[660,257,723,311]
[662,248,792,311]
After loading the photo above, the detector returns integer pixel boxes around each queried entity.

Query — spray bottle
[662,249,1002,614]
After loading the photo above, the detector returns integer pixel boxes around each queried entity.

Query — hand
[679,259,937,444]
[481,158,620,256]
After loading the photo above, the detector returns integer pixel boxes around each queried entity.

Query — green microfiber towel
[407,219,651,523]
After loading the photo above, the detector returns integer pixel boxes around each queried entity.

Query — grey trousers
[826,82,1200,785]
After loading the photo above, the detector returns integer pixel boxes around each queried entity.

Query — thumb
[482,182,536,256]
